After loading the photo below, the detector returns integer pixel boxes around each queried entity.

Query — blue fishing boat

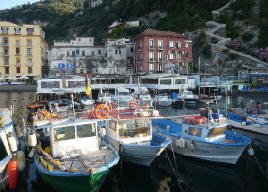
[33,110,119,192]
[152,109,251,164]
[103,108,171,166]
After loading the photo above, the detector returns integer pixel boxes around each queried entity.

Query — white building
[101,38,134,75]
[49,37,105,76]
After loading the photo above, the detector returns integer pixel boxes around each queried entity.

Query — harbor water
[1,92,268,192]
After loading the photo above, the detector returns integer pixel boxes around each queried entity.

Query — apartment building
[49,37,105,76]
[133,29,192,74]
[0,21,48,81]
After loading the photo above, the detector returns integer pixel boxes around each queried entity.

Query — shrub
[242,32,254,42]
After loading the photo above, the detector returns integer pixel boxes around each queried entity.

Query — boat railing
[119,126,151,138]
[33,109,98,126]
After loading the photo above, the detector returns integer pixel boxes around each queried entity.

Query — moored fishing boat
[228,109,268,135]
[152,109,251,164]
[154,93,173,107]
[103,107,171,166]
[33,110,119,192]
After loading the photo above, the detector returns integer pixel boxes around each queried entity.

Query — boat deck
[38,146,116,173]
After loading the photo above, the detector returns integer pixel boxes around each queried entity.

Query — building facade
[0,21,48,80]
[49,37,105,76]
[103,38,134,74]
[133,29,192,74]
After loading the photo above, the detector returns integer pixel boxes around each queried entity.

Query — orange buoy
[94,104,109,119]
[8,159,18,190]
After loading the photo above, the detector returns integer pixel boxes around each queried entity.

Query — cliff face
[1,0,266,74]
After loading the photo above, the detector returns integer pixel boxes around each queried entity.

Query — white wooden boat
[111,88,133,107]
[34,111,119,192]
[154,93,173,107]
[103,108,171,166]
[173,90,199,106]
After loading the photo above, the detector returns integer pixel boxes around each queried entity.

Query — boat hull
[105,134,171,167]
[35,158,109,192]
[228,119,268,135]
[167,136,248,164]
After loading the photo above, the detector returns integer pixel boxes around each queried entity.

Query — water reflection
[0,92,267,192]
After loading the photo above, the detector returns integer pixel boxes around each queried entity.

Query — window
[185,43,189,48]
[0,139,8,161]
[2,37,8,45]
[175,79,186,84]
[188,127,202,137]
[98,49,101,55]
[169,41,174,48]
[76,49,80,55]
[130,47,134,52]
[149,39,154,48]
[3,47,8,55]
[5,67,9,74]
[14,28,21,35]
[169,52,174,60]
[149,52,154,62]
[176,41,181,48]
[92,51,94,56]
[16,57,20,65]
[41,81,60,88]
[27,48,32,56]
[166,54,169,61]
[77,124,96,138]
[177,53,181,60]
[26,28,34,35]
[109,120,117,131]
[80,69,84,73]
[16,39,20,46]
[158,63,163,71]
[149,63,154,71]
[207,127,225,138]
[28,67,32,74]
[16,48,20,55]
[3,56,8,65]
[27,58,32,65]
[139,41,143,49]
[72,51,75,56]
[118,50,121,54]
[158,52,163,61]
[160,79,171,84]
[54,126,75,142]
[16,67,20,73]
[66,51,70,56]
[27,39,32,46]
[82,50,85,56]
[185,52,188,58]
[1,27,9,34]
[158,40,163,49]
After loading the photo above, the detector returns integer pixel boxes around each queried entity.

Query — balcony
[27,43,32,47]
[27,62,33,66]
[149,59,155,63]
[26,54,33,57]
[15,63,21,66]
[15,53,20,56]
[158,47,164,50]
[148,47,155,50]
[1,43,9,46]
[3,63,9,66]
[1,52,9,56]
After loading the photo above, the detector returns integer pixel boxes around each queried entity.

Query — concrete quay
[0,84,37,92]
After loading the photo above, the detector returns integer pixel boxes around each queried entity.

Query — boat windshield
[118,119,151,138]
[81,95,90,100]
[186,91,193,95]
[0,138,8,161]
[207,126,225,137]
[54,123,97,141]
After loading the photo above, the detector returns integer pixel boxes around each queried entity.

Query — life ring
[94,104,109,119]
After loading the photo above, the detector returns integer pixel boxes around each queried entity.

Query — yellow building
[0,21,48,81]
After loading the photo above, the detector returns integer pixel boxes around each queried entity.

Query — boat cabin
[182,115,227,141]
[106,111,152,144]
[48,120,99,158]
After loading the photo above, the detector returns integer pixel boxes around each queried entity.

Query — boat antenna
[225,87,228,119]
[117,89,119,119]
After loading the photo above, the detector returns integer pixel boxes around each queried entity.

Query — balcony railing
[27,62,33,66]
[27,43,32,47]
[15,63,21,66]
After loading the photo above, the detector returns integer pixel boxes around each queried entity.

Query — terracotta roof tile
[138,29,185,38]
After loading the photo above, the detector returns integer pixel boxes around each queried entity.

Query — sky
[0,0,40,10]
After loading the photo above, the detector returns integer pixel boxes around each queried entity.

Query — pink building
[133,29,192,74]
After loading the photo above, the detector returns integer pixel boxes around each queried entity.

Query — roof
[108,21,123,29]
[141,73,185,79]
[135,29,185,39]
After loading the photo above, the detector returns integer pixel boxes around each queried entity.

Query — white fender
[28,132,37,147]
[8,136,17,152]
[17,151,25,171]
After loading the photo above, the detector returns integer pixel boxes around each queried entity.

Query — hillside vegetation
[0,0,230,45]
